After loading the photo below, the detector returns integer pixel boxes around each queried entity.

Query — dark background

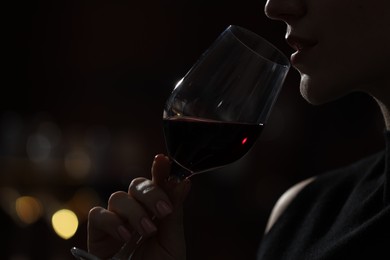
[1,0,385,259]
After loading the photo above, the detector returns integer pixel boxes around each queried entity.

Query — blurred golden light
[15,196,43,225]
[51,209,79,240]
[65,149,91,179]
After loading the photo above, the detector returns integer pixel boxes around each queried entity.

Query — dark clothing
[257,132,390,259]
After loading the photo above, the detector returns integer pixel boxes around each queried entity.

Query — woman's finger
[108,191,157,237]
[129,177,173,219]
[88,206,129,242]
[150,154,192,207]
[151,154,171,186]
[88,206,137,258]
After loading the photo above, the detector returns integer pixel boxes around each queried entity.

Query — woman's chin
[299,74,349,106]
[299,75,326,105]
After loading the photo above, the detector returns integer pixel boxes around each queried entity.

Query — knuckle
[129,178,154,196]
[129,177,148,192]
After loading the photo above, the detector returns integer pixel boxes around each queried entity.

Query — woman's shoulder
[264,150,386,234]
[264,177,316,234]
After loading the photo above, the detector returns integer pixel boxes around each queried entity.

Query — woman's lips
[286,35,318,66]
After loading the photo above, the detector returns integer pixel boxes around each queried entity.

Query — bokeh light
[38,121,62,147]
[51,209,79,240]
[15,196,43,225]
[64,149,91,179]
[86,125,111,153]
[26,134,51,163]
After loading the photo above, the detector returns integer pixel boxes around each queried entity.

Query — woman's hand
[87,154,191,260]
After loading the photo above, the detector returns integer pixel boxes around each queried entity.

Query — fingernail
[141,217,157,234]
[156,200,173,217]
[117,225,132,241]
[154,154,164,160]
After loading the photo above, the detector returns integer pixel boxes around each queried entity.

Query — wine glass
[163,25,290,180]
[71,25,290,260]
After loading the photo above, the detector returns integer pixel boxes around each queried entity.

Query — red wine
[163,117,263,174]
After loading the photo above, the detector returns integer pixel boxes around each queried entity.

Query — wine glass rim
[227,25,290,67]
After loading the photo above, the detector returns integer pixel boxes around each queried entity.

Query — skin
[262,0,390,234]
[88,0,390,259]
[264,0,390,129]
[88,155,191,259]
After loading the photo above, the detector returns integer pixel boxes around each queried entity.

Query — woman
[85,0,390,259]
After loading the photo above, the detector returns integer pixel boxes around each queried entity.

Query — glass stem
[169,160,193,181]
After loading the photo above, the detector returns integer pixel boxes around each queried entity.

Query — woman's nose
[264,0,306,23]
